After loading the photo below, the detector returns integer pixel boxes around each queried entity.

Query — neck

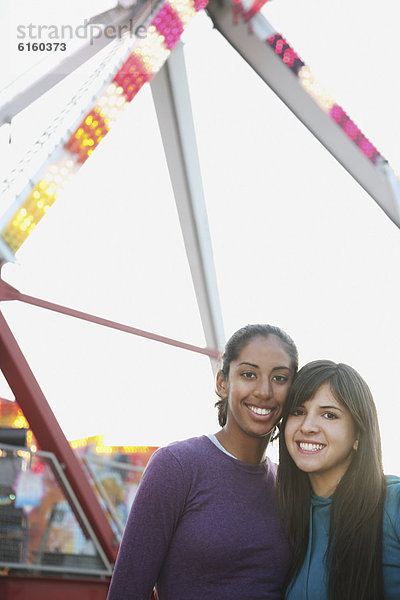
[308,473,339,498]
[308,456,354,497]
[215,428,270,464]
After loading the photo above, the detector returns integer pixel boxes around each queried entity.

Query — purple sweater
[106,436,290,600]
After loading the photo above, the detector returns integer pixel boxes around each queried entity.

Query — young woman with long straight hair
[278,360,400,600]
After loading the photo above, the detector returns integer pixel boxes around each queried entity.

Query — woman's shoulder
[383,475,400,567]
[384,475,400,537]
[385,475,400,501]
[140,436,212,487]
[154,435,214,464]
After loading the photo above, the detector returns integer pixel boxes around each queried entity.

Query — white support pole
[151,43,225,366]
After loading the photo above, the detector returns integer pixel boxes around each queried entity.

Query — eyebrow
[237,362,292,372]
[298,403,344,413]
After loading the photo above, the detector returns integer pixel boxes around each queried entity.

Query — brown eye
[242,371,256,379]
[290,408,304,417]
[323,412,338,420]
[272,375,288,383]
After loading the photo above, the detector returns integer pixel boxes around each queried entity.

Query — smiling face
[284,382,358,496]
[217,335,294,446]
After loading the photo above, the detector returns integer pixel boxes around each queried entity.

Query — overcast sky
[1,0,400,474]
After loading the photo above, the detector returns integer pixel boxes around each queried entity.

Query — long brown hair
[278,360,386,600]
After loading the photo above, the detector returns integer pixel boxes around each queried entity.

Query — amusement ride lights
[2,153,79,253]
[266,32,381,164]
[0,0,209,257]
[1,0,396,256]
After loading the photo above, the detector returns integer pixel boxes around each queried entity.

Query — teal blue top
[285,475,400,600]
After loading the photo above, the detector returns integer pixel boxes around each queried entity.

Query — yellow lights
[16,449,31,460]
[94,441,153,454]
[66,110,109,162]
[70,440,86,450]
[2,182,56,253]
[118,445,151,454]
[95,442,152,454]
[26,429,33,452]
[169,0,197,27]
[95,441,114,454]
[133,26,171,74]
[12,412,29,429]
[96,83,128,123]
[1,156,77,253]
[298,66,335,112]
[69,434,152,455]
[70,434,100,450]
[1,0,208,259]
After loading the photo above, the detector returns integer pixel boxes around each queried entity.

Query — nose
[254,377,271,399]
[300,412,320,434]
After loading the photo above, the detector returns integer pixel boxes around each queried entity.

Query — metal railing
[0,443,112,576]
[83,455,145,539]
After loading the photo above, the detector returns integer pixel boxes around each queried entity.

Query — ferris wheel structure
[0,0,399,594]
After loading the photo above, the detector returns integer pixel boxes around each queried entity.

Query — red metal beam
[0,275,219,359]
[0,266,218,566]
[0,310,118,563]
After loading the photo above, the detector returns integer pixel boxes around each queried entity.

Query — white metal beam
[207,0,400,228]
[0,1,154,126]
[150,43,225,361]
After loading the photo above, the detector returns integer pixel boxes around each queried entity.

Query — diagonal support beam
[207,0,400,228]
[150,43,225,363]
[0,305,117,564]
[0,259,219,562]
[0,1,155,126]
[0,275,219,359]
